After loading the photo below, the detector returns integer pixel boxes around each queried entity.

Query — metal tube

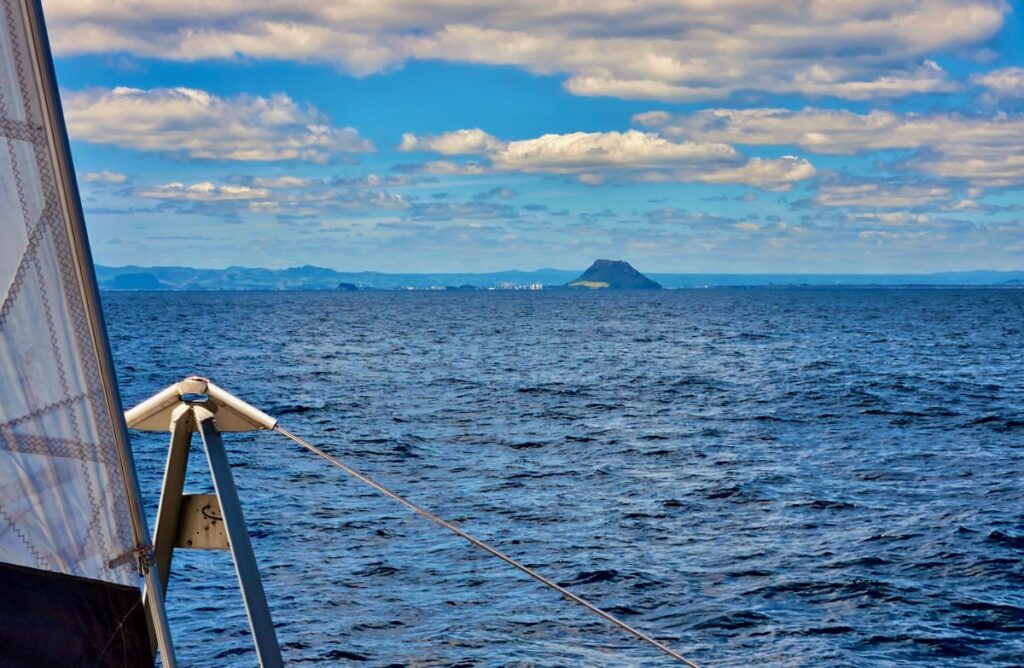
[142,406,195,655]
[196,410,283,668]
[152,407,194,595]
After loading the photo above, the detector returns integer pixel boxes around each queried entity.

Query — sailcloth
[0,0,141,586]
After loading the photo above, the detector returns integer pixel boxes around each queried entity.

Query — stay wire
[273,425,701,668]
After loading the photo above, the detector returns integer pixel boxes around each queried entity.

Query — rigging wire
[273,425,702,668]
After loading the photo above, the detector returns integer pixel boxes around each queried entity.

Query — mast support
[128,377,283,668]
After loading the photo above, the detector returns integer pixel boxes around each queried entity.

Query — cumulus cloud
[391,160,491,176]
[636,107,1024,186]
[781,60,957,100]
[132,177,409,219]
[44,1,1008,102]
[399,129,504,154]
[249,176,317,188]
[490,130,738,173]
[64,87,373,162]
[844,212,932,226]
[474,187,518,200]
[814,182,953,208]
[400,127,815,189]
[409,200,518,221]
[645,208,742,227]
[695,157,817,192]
[971,66,1024,98]
[136,181,269,201]
[80,170,128,184]
[330,173,421,188]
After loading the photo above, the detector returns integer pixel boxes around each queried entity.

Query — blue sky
[47,0,1024,273]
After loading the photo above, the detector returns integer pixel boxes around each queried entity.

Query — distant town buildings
[396,282,546,291]
[498,282,544,291]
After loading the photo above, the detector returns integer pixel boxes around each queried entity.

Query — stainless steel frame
[132,381,283,667]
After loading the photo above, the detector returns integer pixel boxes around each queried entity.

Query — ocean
[103,288,1024,667]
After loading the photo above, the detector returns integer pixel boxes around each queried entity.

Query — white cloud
[64,87,373,162]
[905,153,1024,188]
[695,156,817,192]
[971,66,1024,98]
[636,107,1024,186]
[845,212,931,225]
[815,183,952,208]
[132,177,412,219]
[400,127,815,189]
[79,170,128,184]
[250,176,317,188]
[781,61,957,100]
[393,160,491,175]
[44,1,1009,102]
[400,129,504,154]
[135,181,269,201]
[488,130,739,173]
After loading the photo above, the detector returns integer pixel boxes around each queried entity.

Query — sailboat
[0,1,698,665]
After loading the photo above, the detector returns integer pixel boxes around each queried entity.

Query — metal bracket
[125,376,278,433]
[129,378,283,668]
[175,494,229,550]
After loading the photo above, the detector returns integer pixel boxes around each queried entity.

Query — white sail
[0,0,143,585]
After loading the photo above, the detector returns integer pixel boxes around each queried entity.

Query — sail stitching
[7,3,101,573]
[0,4,35,322]
[0,4,78,577]
[26,73,110,579]
[0,204,48,325]
[0,498,49,570]
[29,159,106,574]
[0,114,44,144]
[1,0,115,576]
[0,392,90,431]
[1,432,118,461]
[93,595,143,665]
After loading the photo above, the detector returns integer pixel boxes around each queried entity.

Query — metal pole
[151,406,194,597]
[142,406,194,655]
[22,0,177,664]
[195,409,283,668]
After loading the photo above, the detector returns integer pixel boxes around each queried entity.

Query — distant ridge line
[94,264,1024,291]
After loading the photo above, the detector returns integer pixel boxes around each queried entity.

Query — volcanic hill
[566,259,662,290]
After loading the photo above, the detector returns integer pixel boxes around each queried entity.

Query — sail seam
[0,392,89,431]
[0,205,49,326]
[0,115,43,144]
[0,499,49,570]
[0,0,123,579]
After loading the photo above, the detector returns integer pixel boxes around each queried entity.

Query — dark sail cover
[0,561,151,667]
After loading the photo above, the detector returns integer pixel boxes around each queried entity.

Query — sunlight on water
[105,288,1024,667]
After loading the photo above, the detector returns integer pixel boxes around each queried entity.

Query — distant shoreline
[99,283,1024,293]
[95,264,1024,291]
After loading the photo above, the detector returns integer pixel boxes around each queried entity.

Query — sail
[0,0,143,586]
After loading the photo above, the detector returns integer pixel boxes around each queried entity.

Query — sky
[44,0,1024,273]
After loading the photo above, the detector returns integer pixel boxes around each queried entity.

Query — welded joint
[125,376,277,433]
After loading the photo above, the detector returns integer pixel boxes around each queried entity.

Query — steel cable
[274,425,701,667]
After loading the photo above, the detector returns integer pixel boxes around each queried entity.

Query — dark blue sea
[102,288,1024,667]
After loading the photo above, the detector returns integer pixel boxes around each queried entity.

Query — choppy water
[103,288,1024,667]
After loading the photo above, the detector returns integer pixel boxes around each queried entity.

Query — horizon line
[95,263,1024,276]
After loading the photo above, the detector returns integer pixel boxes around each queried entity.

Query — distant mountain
[93,264,1024,291]
[566,259,662,290]
[94,264,579,291]
[109,272,163,290]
